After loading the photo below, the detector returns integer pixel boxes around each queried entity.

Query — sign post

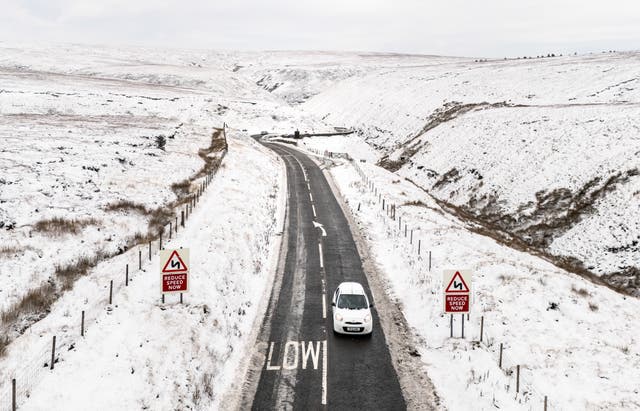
[160,248,190,295]
[443,270,472,337]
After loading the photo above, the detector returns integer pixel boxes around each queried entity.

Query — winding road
[247,143,406,410]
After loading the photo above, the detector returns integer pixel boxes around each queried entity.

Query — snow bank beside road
[6,134,285,410]
[327,157,640,411]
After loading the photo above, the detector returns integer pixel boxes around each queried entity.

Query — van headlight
[364,314,371,323]
[335,313,343,322]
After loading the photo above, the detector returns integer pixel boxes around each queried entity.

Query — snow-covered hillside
[1,42,639,410]
[299,52,640,295]
[0,43,299,410]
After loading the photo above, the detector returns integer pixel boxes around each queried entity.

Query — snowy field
[323,154,640,410]
[0,43,303,410]
[1,42,639,410]
[296,52,640,292]
[0,134,285,410]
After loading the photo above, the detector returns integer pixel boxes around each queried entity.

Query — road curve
[248,142,406,410]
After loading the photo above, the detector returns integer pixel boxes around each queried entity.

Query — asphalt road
[250,143,405,410]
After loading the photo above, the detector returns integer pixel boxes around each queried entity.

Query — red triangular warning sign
[162,250,188,273]
[445,271,470,293]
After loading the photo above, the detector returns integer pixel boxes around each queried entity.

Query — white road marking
[301,341,321,370]
[318,243,324,268]
[264,341,322,370]
[282,341,299,370]
[312,204,317,218]
[309,192,314,202]
[307,182,311,191]
[266,342,281,370]
[322,340,328,405]
[322,293,327,319]
[312,221,327,237]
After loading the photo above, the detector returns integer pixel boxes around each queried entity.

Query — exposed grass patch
[0,244,32,257]
[1,282,58,326]
[0,335,8,357]
[171,179,192,199]
[571,284,590,297]
[33,217,99,236]
[55,254,103,291]
[403,200,428,207]
[105,200,149,214]
[588,301,599,311]
[194,129,226,179]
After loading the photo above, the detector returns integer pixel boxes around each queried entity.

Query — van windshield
[337,294,368,309]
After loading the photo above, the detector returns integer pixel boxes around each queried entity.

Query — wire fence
[1,132,228,411]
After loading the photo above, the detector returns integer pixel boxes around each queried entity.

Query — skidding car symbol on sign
[160,249,190,293]
[443,270,472,314]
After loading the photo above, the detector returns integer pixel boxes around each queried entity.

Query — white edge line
[318,243,324,268]
[322,340,328,405]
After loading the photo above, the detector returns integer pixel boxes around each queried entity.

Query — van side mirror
[369,303,374,308]
[331,302,336,307]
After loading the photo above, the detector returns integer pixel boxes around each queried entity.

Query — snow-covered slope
[0,134,285,410]
[326,155,640,411]
[299,52,640,294]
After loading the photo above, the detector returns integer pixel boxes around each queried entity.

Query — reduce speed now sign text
[160,248,190,293]
[443,269,472,314]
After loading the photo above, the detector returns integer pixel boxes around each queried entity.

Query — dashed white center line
[312,204,317,218]
[318,243,324,268]
[322,293,326,319]
[322,340,328,405]
[309,192,314,202]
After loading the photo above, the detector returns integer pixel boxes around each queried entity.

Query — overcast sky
[2,0,640,57]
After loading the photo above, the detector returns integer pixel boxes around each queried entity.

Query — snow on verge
[1,133,285,411]
[325,156,640,411]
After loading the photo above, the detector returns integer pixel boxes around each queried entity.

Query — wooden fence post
[404,224,407,237]
[175,216,179,232]
[499,343,503,369]
[160,231,163,250]
[450,314,453,338]
[138,249,141,270]
[81,310,85,337]
[429,251,432,271]
[410,229,413,245]
[544,396,548,411]
[126,264,129,286]
[516,365,520,393]
[169,222,172,239]
[12,378,16,411]
[181,210,185,227]
[480,316,484,343]
[109,280,113,305]
[461,313,465,338]
[50,336,56,370]
[418,240,421,255]
[148,241,151,261]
